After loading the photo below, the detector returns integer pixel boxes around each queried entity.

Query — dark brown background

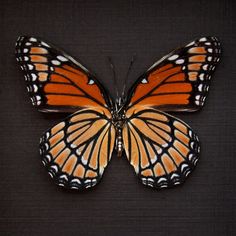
[1,0,235,235]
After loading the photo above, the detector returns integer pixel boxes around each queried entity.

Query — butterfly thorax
[111,106,126,157]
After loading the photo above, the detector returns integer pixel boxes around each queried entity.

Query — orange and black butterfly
[15,36,221,190]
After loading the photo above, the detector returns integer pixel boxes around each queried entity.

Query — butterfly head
[111,99,126,127]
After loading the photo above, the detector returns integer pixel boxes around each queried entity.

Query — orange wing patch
[127,37,221,112]
[54,66,106,104]
[130,65,183,104]
[16,36,111,113]
[40,108,116,189]
[123,108,200,189]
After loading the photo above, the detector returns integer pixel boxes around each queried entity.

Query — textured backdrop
[1,0,235,235]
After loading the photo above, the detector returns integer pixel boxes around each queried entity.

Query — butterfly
[15,36,221,190]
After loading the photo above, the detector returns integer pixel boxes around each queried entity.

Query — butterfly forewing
[40,108,116,189]
[15,36,112,113]
[126,36,221,112]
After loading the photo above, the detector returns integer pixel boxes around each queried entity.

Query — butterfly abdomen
[116,127,123,157]
[112,111,126,157]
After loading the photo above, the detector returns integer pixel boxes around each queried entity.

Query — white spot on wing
[91,179,97,186]
[57,55,68,62]
[45,155,51,162]
[29,37,37,42]
[147,178,154,183]
[48,172,54,178]
[199,37,207,42]
[198,84,203,91]
[208,56,212,61]
[188,130,193,139]
[81,156,88,165]
[168,54,179,61]
[50,165,58,172]
[52,60,61,65]
[59,174,68,181]
[181,163,189,172]
[151,155,157,164]
[141,78,148,84]
[203,64,208,70]
[157,148,163,154]
[157,177,167,183]
[171,173,179,179]
[45,132,50,139]
[162,143,169,148]
[28,64,34,70]
[36,95,41,101]
[33,84,38,92]
[71,178,81,185]
[199,73,205,81]
[70,186,79,189]
[176,59,184,64]
[70,143,76,149]
[185,170,191,177]
[41,42,50,48]
[88,79,95,85]
[31,74,37,81]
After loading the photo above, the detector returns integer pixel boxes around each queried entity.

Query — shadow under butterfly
[15,36,221,190]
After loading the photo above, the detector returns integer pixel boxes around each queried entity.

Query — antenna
[108,57,119,101]
[121,54,136,100]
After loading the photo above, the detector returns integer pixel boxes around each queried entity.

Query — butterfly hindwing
[15,36,112,113]
[123,107,200,189]
[126,36,221,112]
[39,108,116,189]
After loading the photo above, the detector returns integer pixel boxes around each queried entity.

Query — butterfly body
[112,113,125,157]
[16,36,221,190]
